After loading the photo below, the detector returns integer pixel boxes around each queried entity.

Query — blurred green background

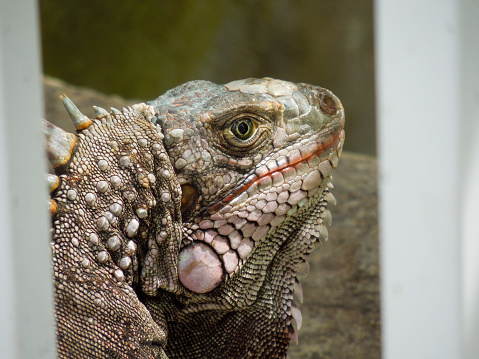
[40,0,375,155]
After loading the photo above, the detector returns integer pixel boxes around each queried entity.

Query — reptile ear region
[60,94,92,130]
[42,119,77,169]
[180,184,198,218]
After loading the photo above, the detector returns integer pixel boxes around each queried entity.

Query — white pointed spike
[319,223,329,241]
[92,106,109,117]
[111,107,121,115]
[297,259,310,279]
[324,192,336,205]
[288,325,299,345]
[46,174,60,193]
[60,94,92,130]
[293,277,304,304]
[327,181,334,189]
[41,119,77,168]
[322,209,333,226]
[291,302,303,330]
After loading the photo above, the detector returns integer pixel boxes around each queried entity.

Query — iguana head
[148,78,345,357]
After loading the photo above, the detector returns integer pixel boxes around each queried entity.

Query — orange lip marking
[207,128,341,214]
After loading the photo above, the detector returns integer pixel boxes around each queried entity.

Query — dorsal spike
[42,119,77,168]
[46,174,60,193]
[60,94,92,130]
[324,192,336,205]
[291,302,303,330]
[49,199,57,216]
[293,277,303,304]
[92,106,109,118]
[111,107,121,115]
[297,259,310,279]
[288,325,299,345]
[317,223,329,241]
[322,209,332,226]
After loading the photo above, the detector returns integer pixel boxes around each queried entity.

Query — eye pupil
[230,118,256,141]
[223,116,265,149]
[237,121,249,135]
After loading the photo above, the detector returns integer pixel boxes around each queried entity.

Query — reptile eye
[220,114,271,154]
[230,118,257,141]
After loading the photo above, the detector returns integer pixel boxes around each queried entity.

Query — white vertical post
[0,1,56,358]
[374,0,478,358]
[460,2,479,358]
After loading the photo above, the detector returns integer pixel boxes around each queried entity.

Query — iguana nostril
[180,184,197,217]
[320,94,337,115]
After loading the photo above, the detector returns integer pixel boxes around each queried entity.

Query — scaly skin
[45,78,344,358]
[145,78,345,358]
[47,105,182,358]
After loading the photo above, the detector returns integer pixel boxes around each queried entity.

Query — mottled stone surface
[44,76,380,359]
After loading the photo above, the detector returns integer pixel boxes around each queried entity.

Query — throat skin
[145,188,333,359]
[147,292,290,359]
[145,269,292,359]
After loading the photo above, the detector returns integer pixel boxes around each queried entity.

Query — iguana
[44,78,345,358]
